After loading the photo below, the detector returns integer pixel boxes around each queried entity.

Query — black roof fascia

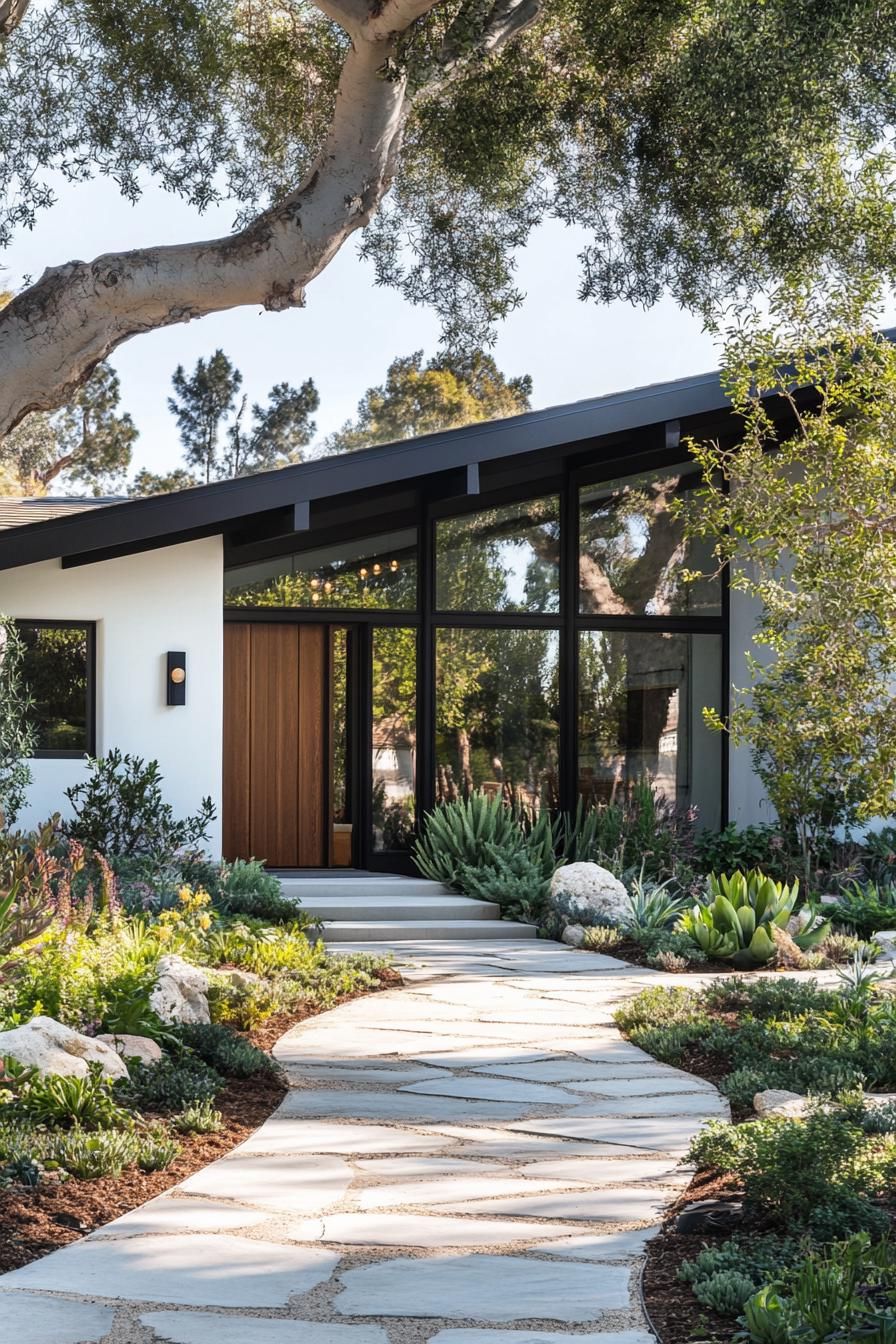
[0,367,729,573]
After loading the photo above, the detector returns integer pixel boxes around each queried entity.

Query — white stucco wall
[727,583,773,826]
[0,538,224,854]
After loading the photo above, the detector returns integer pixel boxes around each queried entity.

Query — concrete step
[319,919,537,943]
[294,894,501,922]
[278,877,455,901]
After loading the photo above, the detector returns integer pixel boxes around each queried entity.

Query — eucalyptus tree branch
[0,0,30,38]
[363,0,443,43]
[0,38,408,433]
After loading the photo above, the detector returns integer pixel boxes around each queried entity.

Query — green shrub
[175,1022,278,1079]
[119,1055,223,1113]
[863,827,896,882]
[134,1126,181,1172]
[694,823,796,884]
[63,748,215,858]
[634,927,707,968]
[615,985,707,1033]
[581,925,624,952]
[207,974,284,1030]
[688,1110,888,1231]
[740,1233,896,1344]
[49,1127,144,1179]
[679,1236,801,1319]
[457,842,549,920]
[414,793,555,910]
[720,1060,866,1109]
[214,860,305,923]
[14,1062,133,1130]
[172,1099,224,1134]
[680,870,830,968]
[832,880,896,938]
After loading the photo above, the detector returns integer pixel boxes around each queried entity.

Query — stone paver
[0,1294,116,1344]
[334,1253,632,1320]
[0,938,727,1342]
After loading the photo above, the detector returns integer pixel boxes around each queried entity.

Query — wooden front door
[223,623,328,866]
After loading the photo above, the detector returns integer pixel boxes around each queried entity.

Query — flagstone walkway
[0,939,729,1344]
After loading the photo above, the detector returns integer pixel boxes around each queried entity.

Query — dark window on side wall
[17,620,95,757]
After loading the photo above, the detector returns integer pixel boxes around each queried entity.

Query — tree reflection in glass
[372,627,416,850]
[436,497,560,613]
[579,469,720,616]
[578,630,722,827]
[435,628,559,812]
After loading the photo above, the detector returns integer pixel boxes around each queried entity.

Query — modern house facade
[0,363,767,872]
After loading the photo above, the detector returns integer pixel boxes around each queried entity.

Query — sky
[0,171,843,484]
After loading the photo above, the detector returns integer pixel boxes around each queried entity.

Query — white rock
[874,930,896,960]
[150,955,211,1025]
[0,1015,128,1080]
[550,863,629,927]
[561,924,586,948]
[96,1033,163,1067]
[753,1089,809,1118]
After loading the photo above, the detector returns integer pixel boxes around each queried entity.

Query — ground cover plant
[0,793,396,1272]
[619,974,896,1344]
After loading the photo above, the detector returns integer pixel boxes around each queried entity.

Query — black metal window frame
[223,449,729,866]
[15,617,97,760]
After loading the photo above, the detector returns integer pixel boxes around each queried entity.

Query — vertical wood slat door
[223,623,328,867]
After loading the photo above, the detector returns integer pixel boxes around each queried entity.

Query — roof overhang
[0,365,732,572]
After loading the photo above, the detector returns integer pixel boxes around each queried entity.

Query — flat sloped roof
[0,364,730,571]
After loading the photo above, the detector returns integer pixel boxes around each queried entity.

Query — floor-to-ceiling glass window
[434,496,561,813]
[577,465,724,828]
[222,459,726,867]
[371,626,417,851]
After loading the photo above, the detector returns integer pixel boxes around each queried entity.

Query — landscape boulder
[0,1016,128,1080]
[219,968,266,992]
[753,1088,810,1118]
[96,1033,163,1067]
[150,954,211,1025]
[561,924,586,948]
[549,862,630,927]
[874,930,896,961]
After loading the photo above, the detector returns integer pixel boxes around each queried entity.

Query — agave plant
[679,869,831,969]
[413,792,556,905]
[626,866,690,932]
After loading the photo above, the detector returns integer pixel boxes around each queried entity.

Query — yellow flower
[157,925,172,942]
[178,885,193,904]
[198,913,211,930]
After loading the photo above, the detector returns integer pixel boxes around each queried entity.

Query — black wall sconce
[167,651,186,706]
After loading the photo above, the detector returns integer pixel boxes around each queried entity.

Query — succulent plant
[679,870,830,969]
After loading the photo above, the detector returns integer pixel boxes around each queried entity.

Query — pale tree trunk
[0,0,540,437]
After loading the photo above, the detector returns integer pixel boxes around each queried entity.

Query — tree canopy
[682,281,896,870]
[1,0,895,434]
[324,349,531,452]
[0,362,136,495]
[136,348,319,493]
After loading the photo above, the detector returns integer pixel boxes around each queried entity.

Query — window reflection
[18,622,91,754]
[225,529,417,610]
[436,497,560,613]
[578,630,721,827]
[372,627,416,851]
[579,469,720,616]
[435,628,559,810]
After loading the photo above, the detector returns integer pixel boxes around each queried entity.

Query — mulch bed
[0,966,402,1274]
[642,1172,744,1344]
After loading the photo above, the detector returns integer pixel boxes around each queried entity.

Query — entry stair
[277,873,537,942]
